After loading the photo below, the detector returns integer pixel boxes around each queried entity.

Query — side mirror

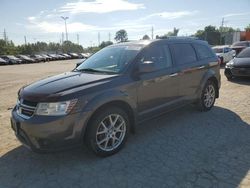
[76,62,82,68]
[139,61,156,73]
[75,59,86,68]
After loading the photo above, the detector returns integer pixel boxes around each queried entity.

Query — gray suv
[11,38,220,156]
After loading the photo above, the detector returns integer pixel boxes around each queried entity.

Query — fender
[78,88,138,137]
[196,68,219,98]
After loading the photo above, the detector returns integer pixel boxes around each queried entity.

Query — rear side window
[170,43,197,65]
[193,44,214,60]
[139,44,172,70]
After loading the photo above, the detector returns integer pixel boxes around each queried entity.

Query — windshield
[237,47,250,58]
[76,45,142,74]
[213,48,223,53]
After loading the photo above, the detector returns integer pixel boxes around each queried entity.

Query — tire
[197,80,217,111]
[226,75,233,80]
[85,106,130,157]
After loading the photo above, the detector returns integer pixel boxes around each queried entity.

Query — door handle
[198,65,205,69]
[170,73,178,77]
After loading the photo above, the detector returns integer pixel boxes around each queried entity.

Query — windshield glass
[237,48,250,58]
[213,48,223,53]
[76,45,142,74]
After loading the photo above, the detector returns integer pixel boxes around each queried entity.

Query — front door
[137,44,180,118]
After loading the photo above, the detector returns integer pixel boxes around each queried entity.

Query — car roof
[212,45,230,49]
[111,38,208,48]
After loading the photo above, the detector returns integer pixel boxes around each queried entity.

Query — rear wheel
[197,80,217,111]
[85,107,129,157]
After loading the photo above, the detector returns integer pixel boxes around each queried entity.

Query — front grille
[17,99,37,119]
[23,100,38,107]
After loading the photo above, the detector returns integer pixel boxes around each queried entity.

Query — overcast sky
[0,0,249,47]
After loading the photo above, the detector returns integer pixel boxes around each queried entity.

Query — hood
[232,57,250,68]
[20,71,118,101]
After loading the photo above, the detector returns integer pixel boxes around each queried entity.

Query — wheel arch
[198,70,220,99]
[208,76,219,98]
[82,99,136,141]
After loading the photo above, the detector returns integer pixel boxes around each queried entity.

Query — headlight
[226,60,234,68]
[35,99,78,116]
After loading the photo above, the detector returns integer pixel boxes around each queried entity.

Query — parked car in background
[1,55,22,65]
[0,57,8,65]
[16,55,36,64]
[60,53,71,59]
[11,38,220,157]
[40,54,52,61]
[231,41,250,55]
[212,46,235,64]
[225,47,250,80]
[69,53,79,59]
[78,53,90,59]
[30,55,46,63]
[47,54,59,61]
[56,54,66,60]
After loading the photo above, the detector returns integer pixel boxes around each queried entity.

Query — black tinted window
[171,43,197,65]
[194,44,214,59]
[237,47,250,58]
[140,45,172,70]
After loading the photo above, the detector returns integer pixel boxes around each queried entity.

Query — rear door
[169,43,204,100]
[137,44,180,118]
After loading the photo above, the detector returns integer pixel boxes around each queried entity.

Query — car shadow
[228,77,250,86]
[0,106,250,188]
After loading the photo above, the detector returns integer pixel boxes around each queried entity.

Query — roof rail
[166,36,199,40]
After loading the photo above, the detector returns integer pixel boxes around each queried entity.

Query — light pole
[61,16,69,41]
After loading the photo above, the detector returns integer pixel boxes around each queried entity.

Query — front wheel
[85,107,129,157]
[197,80,217,111]
[226,74,233,80]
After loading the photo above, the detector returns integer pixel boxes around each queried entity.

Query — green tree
[99,41,113,49]
[0,39,19,55]
[195,25,221,45]
[114,29,128,43]
[155,27,180,39]
[245,24,250,32]
[167,27,179,36]
[219,26,235,33]
[142,35,150,40]
[62,41,84,53]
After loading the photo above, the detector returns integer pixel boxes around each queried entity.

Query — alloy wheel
[204,84,215,108]
[96,114,126,152]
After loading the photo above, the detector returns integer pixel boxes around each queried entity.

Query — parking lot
[0,60,250,188]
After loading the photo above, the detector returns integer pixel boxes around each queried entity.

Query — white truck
[212,45,235,64]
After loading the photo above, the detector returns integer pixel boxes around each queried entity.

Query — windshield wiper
[75,68,114,74]
[76,68,102,72]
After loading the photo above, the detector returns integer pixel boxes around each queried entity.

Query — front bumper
[10,106,90,152]
[225,67,250,77]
